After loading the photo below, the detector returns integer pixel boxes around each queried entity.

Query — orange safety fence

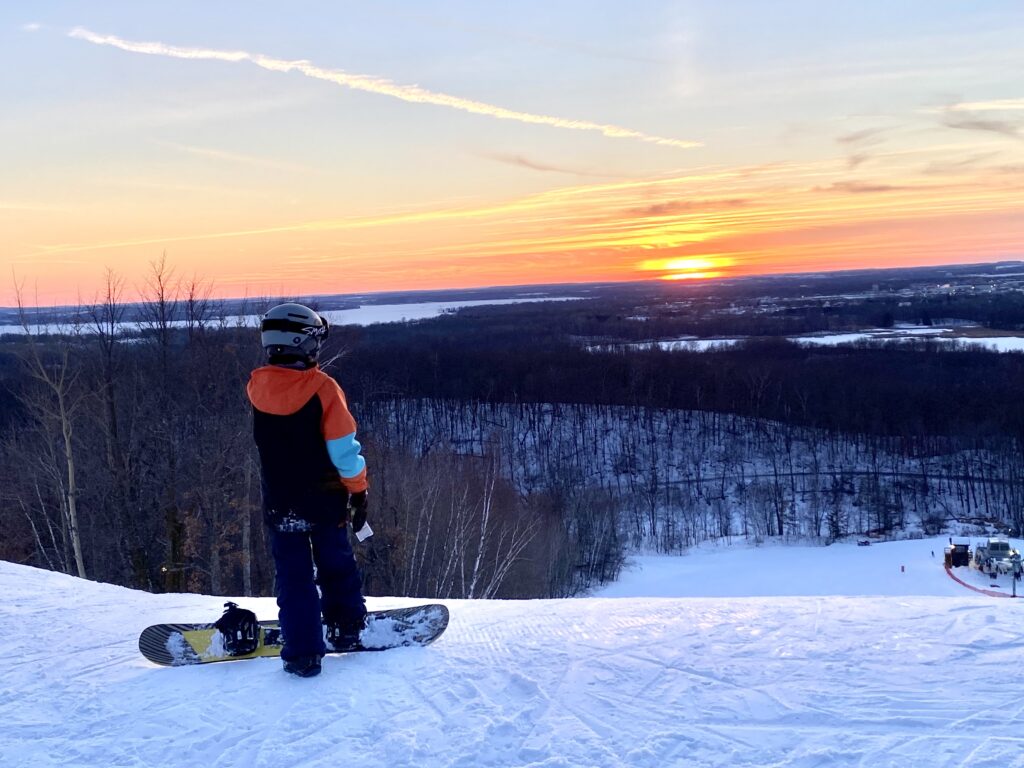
[944,566,1018,598]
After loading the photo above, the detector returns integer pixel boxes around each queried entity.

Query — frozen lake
[0,297,580,336]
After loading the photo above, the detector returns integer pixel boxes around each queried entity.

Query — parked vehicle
[947,542,971,567]
[974,538,1019,574]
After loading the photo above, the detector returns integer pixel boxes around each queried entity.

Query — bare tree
[138,255,186,590]
[86,269,147,584]
[138,253,180,362]
[13,281,89,578]
[182,274,214,346]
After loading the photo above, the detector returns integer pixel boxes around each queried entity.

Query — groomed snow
[4,536,1024,767]
[596,537,993,598]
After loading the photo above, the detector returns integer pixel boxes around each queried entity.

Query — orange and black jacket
[246,366,368,527]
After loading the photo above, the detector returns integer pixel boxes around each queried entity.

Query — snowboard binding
[213,602,259,656]
[326,615,366,650]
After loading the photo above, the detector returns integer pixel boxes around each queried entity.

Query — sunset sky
[2,2,1023,304]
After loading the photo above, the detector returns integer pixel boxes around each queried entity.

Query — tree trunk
[242,457,254,596]
[60,393,86,579]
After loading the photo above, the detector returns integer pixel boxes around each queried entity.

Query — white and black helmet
[260,303,330,364]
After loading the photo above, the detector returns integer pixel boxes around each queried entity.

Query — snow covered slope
[598,537,985,598]
[3,538,1024,768]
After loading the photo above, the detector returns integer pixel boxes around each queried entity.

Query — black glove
[348,490,369,533]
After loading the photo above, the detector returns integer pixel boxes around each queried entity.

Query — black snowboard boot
[282,654,323,678]
[214,602,259,657]
[326,615,366,651]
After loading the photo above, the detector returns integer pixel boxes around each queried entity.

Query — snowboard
[139,604,449,666]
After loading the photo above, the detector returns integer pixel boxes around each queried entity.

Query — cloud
[69,27,701,150]
[943,116,1021,140]
[923,99,1024,141]
[836,127,890,171]
[481,153,625,178]
[847,153,874,170]
[816,181,908,194]
[948,98,1024,112]
[629,198,749,217]
[836,127,888,146]
[22,22,42,32]
[921,151,1002,176]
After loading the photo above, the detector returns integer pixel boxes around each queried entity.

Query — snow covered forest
[364,398,1024,550]
[3,264,1024,599]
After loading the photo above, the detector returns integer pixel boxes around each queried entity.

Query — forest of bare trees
[362,399,1024,548]
[0,264,622,598]
[3,264,1024,599]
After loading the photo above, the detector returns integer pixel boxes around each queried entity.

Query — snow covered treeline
[0,266,615,598]
[361,399,1024,552]
[4,262,1024,599]
[4,334,1024,597]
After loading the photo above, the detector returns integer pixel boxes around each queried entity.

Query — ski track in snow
[4,537,1024,767]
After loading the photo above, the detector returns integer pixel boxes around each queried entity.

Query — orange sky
[2,4,1023,304]
[9,156,1020,303]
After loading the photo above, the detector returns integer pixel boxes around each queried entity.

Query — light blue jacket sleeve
[326,432,366,481]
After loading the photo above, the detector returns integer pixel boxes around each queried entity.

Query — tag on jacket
[354,523,373,543]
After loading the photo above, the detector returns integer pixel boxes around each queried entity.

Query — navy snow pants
[269,523,366,660]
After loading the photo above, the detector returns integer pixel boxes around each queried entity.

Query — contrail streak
[69,28,700,150]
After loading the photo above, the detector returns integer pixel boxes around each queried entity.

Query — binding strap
[213,602,259,656]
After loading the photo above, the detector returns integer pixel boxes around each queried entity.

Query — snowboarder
[246,303,370,677]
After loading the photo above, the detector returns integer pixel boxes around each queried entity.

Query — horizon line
[4,257,1023,312]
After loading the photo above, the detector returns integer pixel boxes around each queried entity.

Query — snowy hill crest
[3,538,1023,768]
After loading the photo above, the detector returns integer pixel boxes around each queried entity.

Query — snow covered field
[596,537,1003,598]
[4,537,1024,767]
[596,326,1024,354]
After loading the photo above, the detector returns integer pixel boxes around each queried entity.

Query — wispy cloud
[836,127,890,170]
[22,22,42,32]
[846,153,872,170]
[836,127,889,146]
[921,151,1002,176]
[926,98,1024,141]
[816,181,909,194]
[157,141,319,173]
[481,152,626,178]
[68,27,700,150]
[629,199,749,217]
[944,116,1021,140]
[949,98,1024,112]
